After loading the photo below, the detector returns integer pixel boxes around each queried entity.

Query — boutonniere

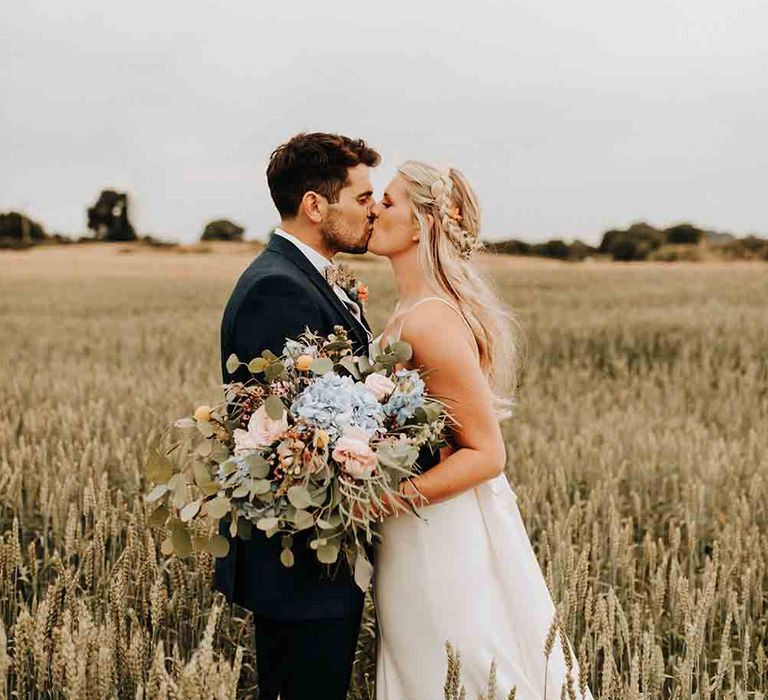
[324,262,369,313]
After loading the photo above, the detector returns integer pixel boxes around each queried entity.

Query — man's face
[320,163,376,254]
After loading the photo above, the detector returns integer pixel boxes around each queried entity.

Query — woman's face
[368,173,419,258]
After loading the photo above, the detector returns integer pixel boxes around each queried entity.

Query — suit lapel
[265,234,369,350]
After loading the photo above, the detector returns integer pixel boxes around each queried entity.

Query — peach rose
[233,405,288,454]
[193,405,211,422]
[332,427,377,479]
[295,354,314,371]
[363,372,396,401]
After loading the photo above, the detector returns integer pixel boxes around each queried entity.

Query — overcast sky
[2,0,766,244]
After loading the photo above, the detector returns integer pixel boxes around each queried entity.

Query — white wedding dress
[371,298,593,700]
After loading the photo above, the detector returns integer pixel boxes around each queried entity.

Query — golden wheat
[1,246,766,698]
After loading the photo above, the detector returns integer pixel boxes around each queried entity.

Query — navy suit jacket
[214,233,375,620]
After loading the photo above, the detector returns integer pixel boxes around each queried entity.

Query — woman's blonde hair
[397,160,524,420]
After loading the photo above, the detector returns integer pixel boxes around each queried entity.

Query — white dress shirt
[273,228,371,341]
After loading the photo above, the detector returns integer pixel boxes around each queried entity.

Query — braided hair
[397,160,524,420]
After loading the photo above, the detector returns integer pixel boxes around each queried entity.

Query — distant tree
[569,239,596,261]
[531,239,570,259]
[0,212,47,243]
[665,223,703,245]
[721,235,768,261]
[599,221,665,261]
[483,239,532,255]
[201,219,245,242]
[87,190,137,241]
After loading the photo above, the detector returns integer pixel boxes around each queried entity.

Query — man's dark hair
[267,132,381,218]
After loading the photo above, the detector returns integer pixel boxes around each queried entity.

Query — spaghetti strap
[396,296,479,357]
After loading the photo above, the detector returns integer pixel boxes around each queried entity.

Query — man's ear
[301,191,327,224]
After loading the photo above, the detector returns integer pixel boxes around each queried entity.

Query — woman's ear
[301,191,326,224]
[412,213,434,242]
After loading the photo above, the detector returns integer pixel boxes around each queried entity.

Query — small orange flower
[356,282,369,304]
[295,354,314,371]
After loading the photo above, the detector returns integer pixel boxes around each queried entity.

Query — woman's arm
[386,303,507,512]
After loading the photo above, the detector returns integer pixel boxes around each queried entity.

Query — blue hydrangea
[215,453,251,482]
[290,372,384,439]
[383,369,426,425]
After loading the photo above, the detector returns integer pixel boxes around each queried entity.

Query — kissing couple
[214,132,592,700]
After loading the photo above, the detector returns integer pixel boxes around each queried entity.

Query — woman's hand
[350,478,429,521]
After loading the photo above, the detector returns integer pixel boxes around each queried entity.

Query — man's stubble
[320,208,372,255]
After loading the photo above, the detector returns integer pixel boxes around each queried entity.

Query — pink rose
[332,427,377,479]
[363,372,396,401]
[233,405,288,454]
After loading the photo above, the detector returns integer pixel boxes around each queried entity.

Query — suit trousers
[252,605,364,700]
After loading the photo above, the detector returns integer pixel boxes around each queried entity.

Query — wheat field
[0,244,766,699]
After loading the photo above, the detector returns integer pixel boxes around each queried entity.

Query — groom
[215,132,380,700]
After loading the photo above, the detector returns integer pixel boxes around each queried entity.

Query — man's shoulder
[234,247,307,292]
[224,249,317,319]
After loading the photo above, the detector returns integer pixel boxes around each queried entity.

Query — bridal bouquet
[144,326,448,589]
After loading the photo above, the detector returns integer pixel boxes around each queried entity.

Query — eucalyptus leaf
[287,485,312,509]
[245,454,270,478]
[293,509,314,531]
[247,357,268,374]
[207,534,230,557]
[225,353,240,375]
[219,459,237,477]
[206,496,230,519]
[146,449,173,484]
[250,479,272,496]
[317,543,339,564]
[280,548,295,568]
[196,439,213,457]
[257,517,279,531]
[160,536,174,556]
[232,485,250,498]
[324,340,349,351]
[200,481,221,497]
[264,362,285,382]
[171,483,189,511]
[354,551,374,591]
[171,523,192,558]
[193,461,212,487]
[148,504,169,526]
[211,444,231,464]
[196,421,214,438]
[338,356,361,379]
[265,395,285,421]
[179,499,201,522]
[310,358,334,375]
[145,484,169,503]
[261,349,278,362]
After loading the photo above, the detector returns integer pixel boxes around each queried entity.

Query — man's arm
[229,274,324,372]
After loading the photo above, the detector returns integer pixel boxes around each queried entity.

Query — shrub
[666,223,704,245]
[201,219,245,242]
[0,211,47,243]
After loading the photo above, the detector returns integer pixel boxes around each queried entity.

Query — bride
[366,162,593,699]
